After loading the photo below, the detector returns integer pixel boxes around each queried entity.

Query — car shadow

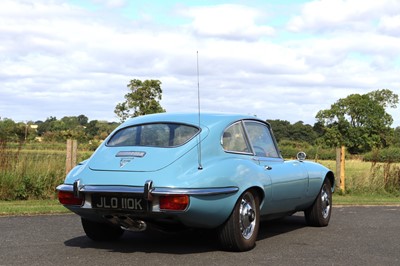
[65,228,219,254]
[64,214,307,254]
[258,213,307,240]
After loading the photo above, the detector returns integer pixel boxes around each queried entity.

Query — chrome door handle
[264,165,272,170]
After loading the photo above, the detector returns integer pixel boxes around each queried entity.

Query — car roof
[122,113,265,128]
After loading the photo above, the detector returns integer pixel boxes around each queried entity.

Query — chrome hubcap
[321,185,331,219]
[239,193,256,240]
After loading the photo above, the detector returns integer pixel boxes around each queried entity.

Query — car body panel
[57,112,334,230]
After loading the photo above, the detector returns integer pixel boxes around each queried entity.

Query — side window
[244,121,279,158]
[222,122,251,153]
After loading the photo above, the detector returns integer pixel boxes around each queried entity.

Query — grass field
[318,159,400,195]
[0,200,69,216]
[0,144,92,200]
[1,194,399,216]
[1,143,398,216]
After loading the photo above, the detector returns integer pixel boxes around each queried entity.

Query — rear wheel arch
[325,171,335,192]
[248,186,265,206]
[224,186,264,218]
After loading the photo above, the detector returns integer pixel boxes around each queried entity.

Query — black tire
[304,178,332,227]
[81,218,124,241]
[218,190,260,252]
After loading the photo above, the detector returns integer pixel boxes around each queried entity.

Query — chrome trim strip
[56,184,74,192]
[56,184,239,196]
[152,187,239,195]
[82,185,144,194]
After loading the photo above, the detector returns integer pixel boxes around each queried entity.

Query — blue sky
[1,0,400,126]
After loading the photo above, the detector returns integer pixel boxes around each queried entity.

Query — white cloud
[92,0,128,8]
[287,0,400,32]
[182,4,275,41]
[0,0,399,127]
[379,15,400,36]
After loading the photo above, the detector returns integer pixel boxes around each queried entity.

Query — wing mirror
[296,152,306,162]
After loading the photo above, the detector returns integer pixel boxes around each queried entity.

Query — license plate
[91,194,147,211]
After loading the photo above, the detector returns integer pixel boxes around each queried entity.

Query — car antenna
[197,51,203,170]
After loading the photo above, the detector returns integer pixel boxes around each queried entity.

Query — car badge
[116,151,146,157]
[120,158,132,168]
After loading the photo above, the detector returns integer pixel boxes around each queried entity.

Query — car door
[243,120,309,213]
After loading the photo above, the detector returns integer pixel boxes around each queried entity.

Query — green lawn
[333,194,400,205]
[0,194,399,216]
[0,200,69,216]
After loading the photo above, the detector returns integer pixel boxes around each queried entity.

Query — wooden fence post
[66,139,78,175]
[340,145,346,192]
[336,146,346,192]
[335,147,341,190]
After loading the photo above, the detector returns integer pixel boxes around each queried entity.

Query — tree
[291,121,318,144]
[0,118,18,141]
[267,119,317,144]
[77,114,89,126]
[267,119,291,142]
[387,126,400,147]
[37,117,57,136]
[85,120,100,139]
[114,79,166,122]
[61,116,79,129]
[0,118,33,142]
[316,89,398,153]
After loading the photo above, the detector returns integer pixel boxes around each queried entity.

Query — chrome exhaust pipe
[104,215,147,232]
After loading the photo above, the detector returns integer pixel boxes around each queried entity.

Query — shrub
[278,140,336,160]
[363,147,400,163]
[0,141,89,200]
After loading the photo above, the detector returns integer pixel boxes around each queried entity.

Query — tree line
[1,78,399,156]
[0,115,321,145]
[1,113,399,154]
[0,115,119,145]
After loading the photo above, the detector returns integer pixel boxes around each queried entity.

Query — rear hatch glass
[89,123,200,172]
[107,123,198,147]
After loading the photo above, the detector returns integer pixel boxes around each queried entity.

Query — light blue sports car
[57,113,334,251]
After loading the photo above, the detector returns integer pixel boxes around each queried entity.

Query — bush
[278,140,336,160]
[363,147,400,163]
[0,141,93,200]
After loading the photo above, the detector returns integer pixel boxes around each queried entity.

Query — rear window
[107,123,199,147]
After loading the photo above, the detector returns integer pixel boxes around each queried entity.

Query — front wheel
[304,178,332,227]
[81,218,124,241]
[218,190,260,252]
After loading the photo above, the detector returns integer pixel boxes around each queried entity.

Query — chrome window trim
[221,120,253,155]
[243,119,283,159]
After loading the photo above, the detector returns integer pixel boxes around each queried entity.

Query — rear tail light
[58,191,84,206]
[159,195,189,211]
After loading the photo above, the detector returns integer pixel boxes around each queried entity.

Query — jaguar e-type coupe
[57,113,334,251]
